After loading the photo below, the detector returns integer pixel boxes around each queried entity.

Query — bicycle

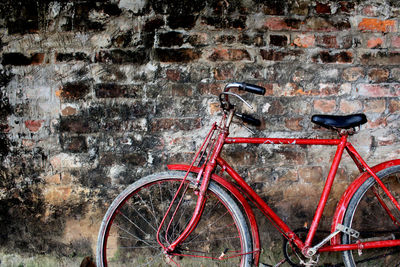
[96,82,400,266]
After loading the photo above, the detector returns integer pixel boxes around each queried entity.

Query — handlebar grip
[240,83,266,95]
[237,113,261,126]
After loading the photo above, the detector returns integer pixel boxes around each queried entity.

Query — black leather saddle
[311,114,367,129]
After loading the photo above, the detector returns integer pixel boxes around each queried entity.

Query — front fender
[167,164,261,266]
[330,159,400,245]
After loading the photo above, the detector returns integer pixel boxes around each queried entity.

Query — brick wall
[1,0,400,264]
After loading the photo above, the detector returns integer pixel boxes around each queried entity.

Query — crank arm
[306,224,360,257]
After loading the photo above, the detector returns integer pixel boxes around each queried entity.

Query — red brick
[154,48,201,63]
[201,15,247,30]
[260,49,303,61]
[367,117,387,129]
[289,1,309,15]
[280,150,306,165]
[391,36,400,48]
[166,69,181,81]
[377,134,396,146]
[256,82,274,96]
[151,118,201,132]
[60,118,91,133]
[187,33,209,47]
[316,2,331,14]
[339,1,355,13]
[56,82,90,101]
[209,49,251,61]
[30,53,45,65]
[356,84,393,97]
[63,136,87,153]
[342,67,364,81]
[285,117,303,131]
[208,102,220,115]
[96,49,148,64]
[269,35,288,46]
[277,169,298,183]
[314,99,336,113]
[95,84,126,98]
[366,37,383,48]
[158,31,184,47]
[213,65,235,80]
[364,99,386,113]
[358,18,397,33]
[312,51,353,64]
[340,100,362,113]
[276,83,314,96]
[319,84,340,96]
[389,100,400,113]
[315,35,338,48]
[367,68,389,82]
[198,83,224,95]
[267,100,284,115]
[304,17,350,31]
[240,33,265,47]
[293,34,315,48]
[171,84,193,97]
[360,52,400,65]
[264,17,300,31]
[2,53,45,66]
[61,106,77,116]
[56,52,90,63]
[215,35,236,44]
[261,1,285,15]
[223,150,257,166]
[25,120,44,132]
[362,5,378,16]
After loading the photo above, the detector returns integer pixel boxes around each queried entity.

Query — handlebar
[236,113,261,126]
[225,82,266,95]
[220,82,266,127]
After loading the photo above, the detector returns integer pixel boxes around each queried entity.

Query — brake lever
[219,92,254,110]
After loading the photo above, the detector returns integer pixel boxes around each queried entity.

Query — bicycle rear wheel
[96,171,252,267]
[342,165,400,266]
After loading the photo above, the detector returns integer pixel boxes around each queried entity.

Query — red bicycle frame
[165,109,400,265]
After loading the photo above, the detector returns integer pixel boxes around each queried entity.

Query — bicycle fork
[158,110,235,255]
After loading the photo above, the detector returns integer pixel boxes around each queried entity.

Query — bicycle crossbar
[225,137,341,146]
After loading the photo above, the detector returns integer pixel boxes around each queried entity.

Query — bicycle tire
[342,165,400,266]
[96,171,253,267]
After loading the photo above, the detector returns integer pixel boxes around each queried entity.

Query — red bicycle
[96,82,400,266]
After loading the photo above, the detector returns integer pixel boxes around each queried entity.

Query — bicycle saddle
[311,114,367,129]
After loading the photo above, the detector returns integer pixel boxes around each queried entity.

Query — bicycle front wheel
[342,165,400,266]
[96,171,253,267]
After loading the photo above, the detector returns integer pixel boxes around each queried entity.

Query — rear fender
[167,164,261,266]
[330,159,400,245]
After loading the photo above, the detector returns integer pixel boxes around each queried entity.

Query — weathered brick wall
[1,0,400,264]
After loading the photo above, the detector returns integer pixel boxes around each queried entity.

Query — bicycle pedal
[336,223,360,238]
